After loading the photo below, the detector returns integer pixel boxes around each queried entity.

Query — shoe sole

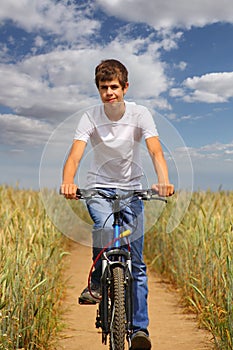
[130,336,151,350]
[78,296,98,305]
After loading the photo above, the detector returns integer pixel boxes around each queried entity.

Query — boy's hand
[152,183,174,197]
[60,183,78,199]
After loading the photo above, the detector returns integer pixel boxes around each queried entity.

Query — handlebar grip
[76,188,82,198]
[76,188,99,199]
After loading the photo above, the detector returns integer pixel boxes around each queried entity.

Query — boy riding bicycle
[60,59,174,350]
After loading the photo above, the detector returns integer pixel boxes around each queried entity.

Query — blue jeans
[86,188,149,334]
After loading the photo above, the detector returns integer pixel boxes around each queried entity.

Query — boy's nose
[106,87,113,95]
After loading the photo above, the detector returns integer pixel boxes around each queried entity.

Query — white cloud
[169,88,184,98]
[0,0,100,42]
[34,36,45,48]
[183,142,233,162]
[0,114,52,146]
[177,142,233,156]
[171,72,233,103]
[0,56,99,120]
[200,141,233,153]
[96,0,233,30]
[183,72,233,103]
[0,45,8,62]
[2,0,233,40]
[174,61,187,71]
[0,34,172,120]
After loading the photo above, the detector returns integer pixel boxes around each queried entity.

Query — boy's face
[98,78,129,104]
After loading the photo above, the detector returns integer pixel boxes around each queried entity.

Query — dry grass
[0,185,68,349]
[144,190,233,350]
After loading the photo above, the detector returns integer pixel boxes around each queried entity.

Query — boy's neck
[104,101,126,121]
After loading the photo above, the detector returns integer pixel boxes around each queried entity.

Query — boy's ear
[123,82,129,95]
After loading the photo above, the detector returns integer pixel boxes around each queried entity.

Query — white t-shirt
[74,102,158,189]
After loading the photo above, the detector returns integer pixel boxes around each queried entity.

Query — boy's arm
[146,136,174,196]
[60,140,86,199]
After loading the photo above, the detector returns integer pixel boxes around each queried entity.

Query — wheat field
[0,186,68,349]
[0,186,232,349]
[144,190,233,350]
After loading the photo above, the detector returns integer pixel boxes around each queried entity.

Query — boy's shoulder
[81,104,103,120]
[86,103,103,114]
[125,101,150,114]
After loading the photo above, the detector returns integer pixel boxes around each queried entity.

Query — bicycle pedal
[78,297,97,305]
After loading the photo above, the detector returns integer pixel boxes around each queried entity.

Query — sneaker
[78,284,101,304]
[130,331,152,350]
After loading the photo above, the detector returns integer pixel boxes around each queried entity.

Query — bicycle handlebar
[76,188,168,202]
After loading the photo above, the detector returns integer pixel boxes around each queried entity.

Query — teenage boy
[61,59,174,350]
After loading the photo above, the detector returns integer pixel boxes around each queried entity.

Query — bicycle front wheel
[109,266,126,350]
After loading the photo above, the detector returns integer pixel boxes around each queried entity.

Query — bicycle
[77,188,167,350]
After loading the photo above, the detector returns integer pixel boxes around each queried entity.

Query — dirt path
[57,242,213,350]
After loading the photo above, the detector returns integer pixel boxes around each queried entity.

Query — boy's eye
[100,84,119,90]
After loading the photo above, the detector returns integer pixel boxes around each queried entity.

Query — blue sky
[0,0,233,192]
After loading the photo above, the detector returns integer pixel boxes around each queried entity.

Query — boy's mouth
[106,98,117,104]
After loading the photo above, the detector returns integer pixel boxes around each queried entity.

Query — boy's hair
[95,59,128,89]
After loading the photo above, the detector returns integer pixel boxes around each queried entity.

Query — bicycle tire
[109,266,126,350]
